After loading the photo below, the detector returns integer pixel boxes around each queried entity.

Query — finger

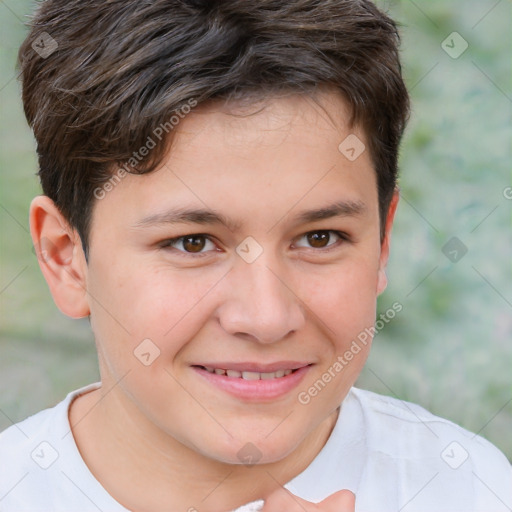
[319,490,356,512]
[261,487,355,512]
[261,487,310,512]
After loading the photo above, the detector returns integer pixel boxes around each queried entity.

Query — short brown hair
[18,0,410,259]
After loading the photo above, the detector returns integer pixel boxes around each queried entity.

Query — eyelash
[159,230,350,257]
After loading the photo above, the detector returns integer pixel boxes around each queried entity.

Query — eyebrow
[132,200,366,232]
[293,200,366,224]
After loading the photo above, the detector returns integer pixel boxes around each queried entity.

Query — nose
[217,256,306,344]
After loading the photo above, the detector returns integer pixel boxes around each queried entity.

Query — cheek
[298,257,378,389]
[302,258,379,334]
[87,257,220,367]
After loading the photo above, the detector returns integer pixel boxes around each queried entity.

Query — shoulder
[0,398,64,468]
[0,396,66,509]
[345,387,512,509]
[0,383,100,455]
[0,383,104,511]
[348,386,511,465]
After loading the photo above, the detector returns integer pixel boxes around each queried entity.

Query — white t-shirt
[1,382,510,512]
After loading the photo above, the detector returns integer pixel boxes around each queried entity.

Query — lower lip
[192,365,312,402]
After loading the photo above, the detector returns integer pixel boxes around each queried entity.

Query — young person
[1,1,510,511]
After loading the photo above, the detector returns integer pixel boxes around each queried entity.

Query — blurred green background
[1,0,511,462]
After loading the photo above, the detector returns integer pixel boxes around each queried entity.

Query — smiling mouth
[193,366,301,380]
[191,363,312,401]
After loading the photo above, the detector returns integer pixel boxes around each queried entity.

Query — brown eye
[295,230,346,250]
[162,234,216,255]
[182,235,206,253]
[306,231,331,248]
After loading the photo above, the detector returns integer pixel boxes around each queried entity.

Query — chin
[205,434,299,467]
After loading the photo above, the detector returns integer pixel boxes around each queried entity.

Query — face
[83,90,393,464]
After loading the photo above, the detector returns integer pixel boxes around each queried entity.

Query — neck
[69,382,339,512]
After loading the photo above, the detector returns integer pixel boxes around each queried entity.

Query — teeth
[203,367,296,379]
[242,371,260,380]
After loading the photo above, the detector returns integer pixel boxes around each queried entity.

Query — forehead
[90,90,378,234]
[175,90,354,149]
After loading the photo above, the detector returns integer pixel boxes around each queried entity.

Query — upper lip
[193,361,312,373]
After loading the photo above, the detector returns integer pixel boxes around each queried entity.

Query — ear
[376,189,399,296]
[29,195,90,318]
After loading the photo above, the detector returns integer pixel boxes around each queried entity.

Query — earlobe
[30,195,90,318]
[377,267,388,296]
[377,189,399,296]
